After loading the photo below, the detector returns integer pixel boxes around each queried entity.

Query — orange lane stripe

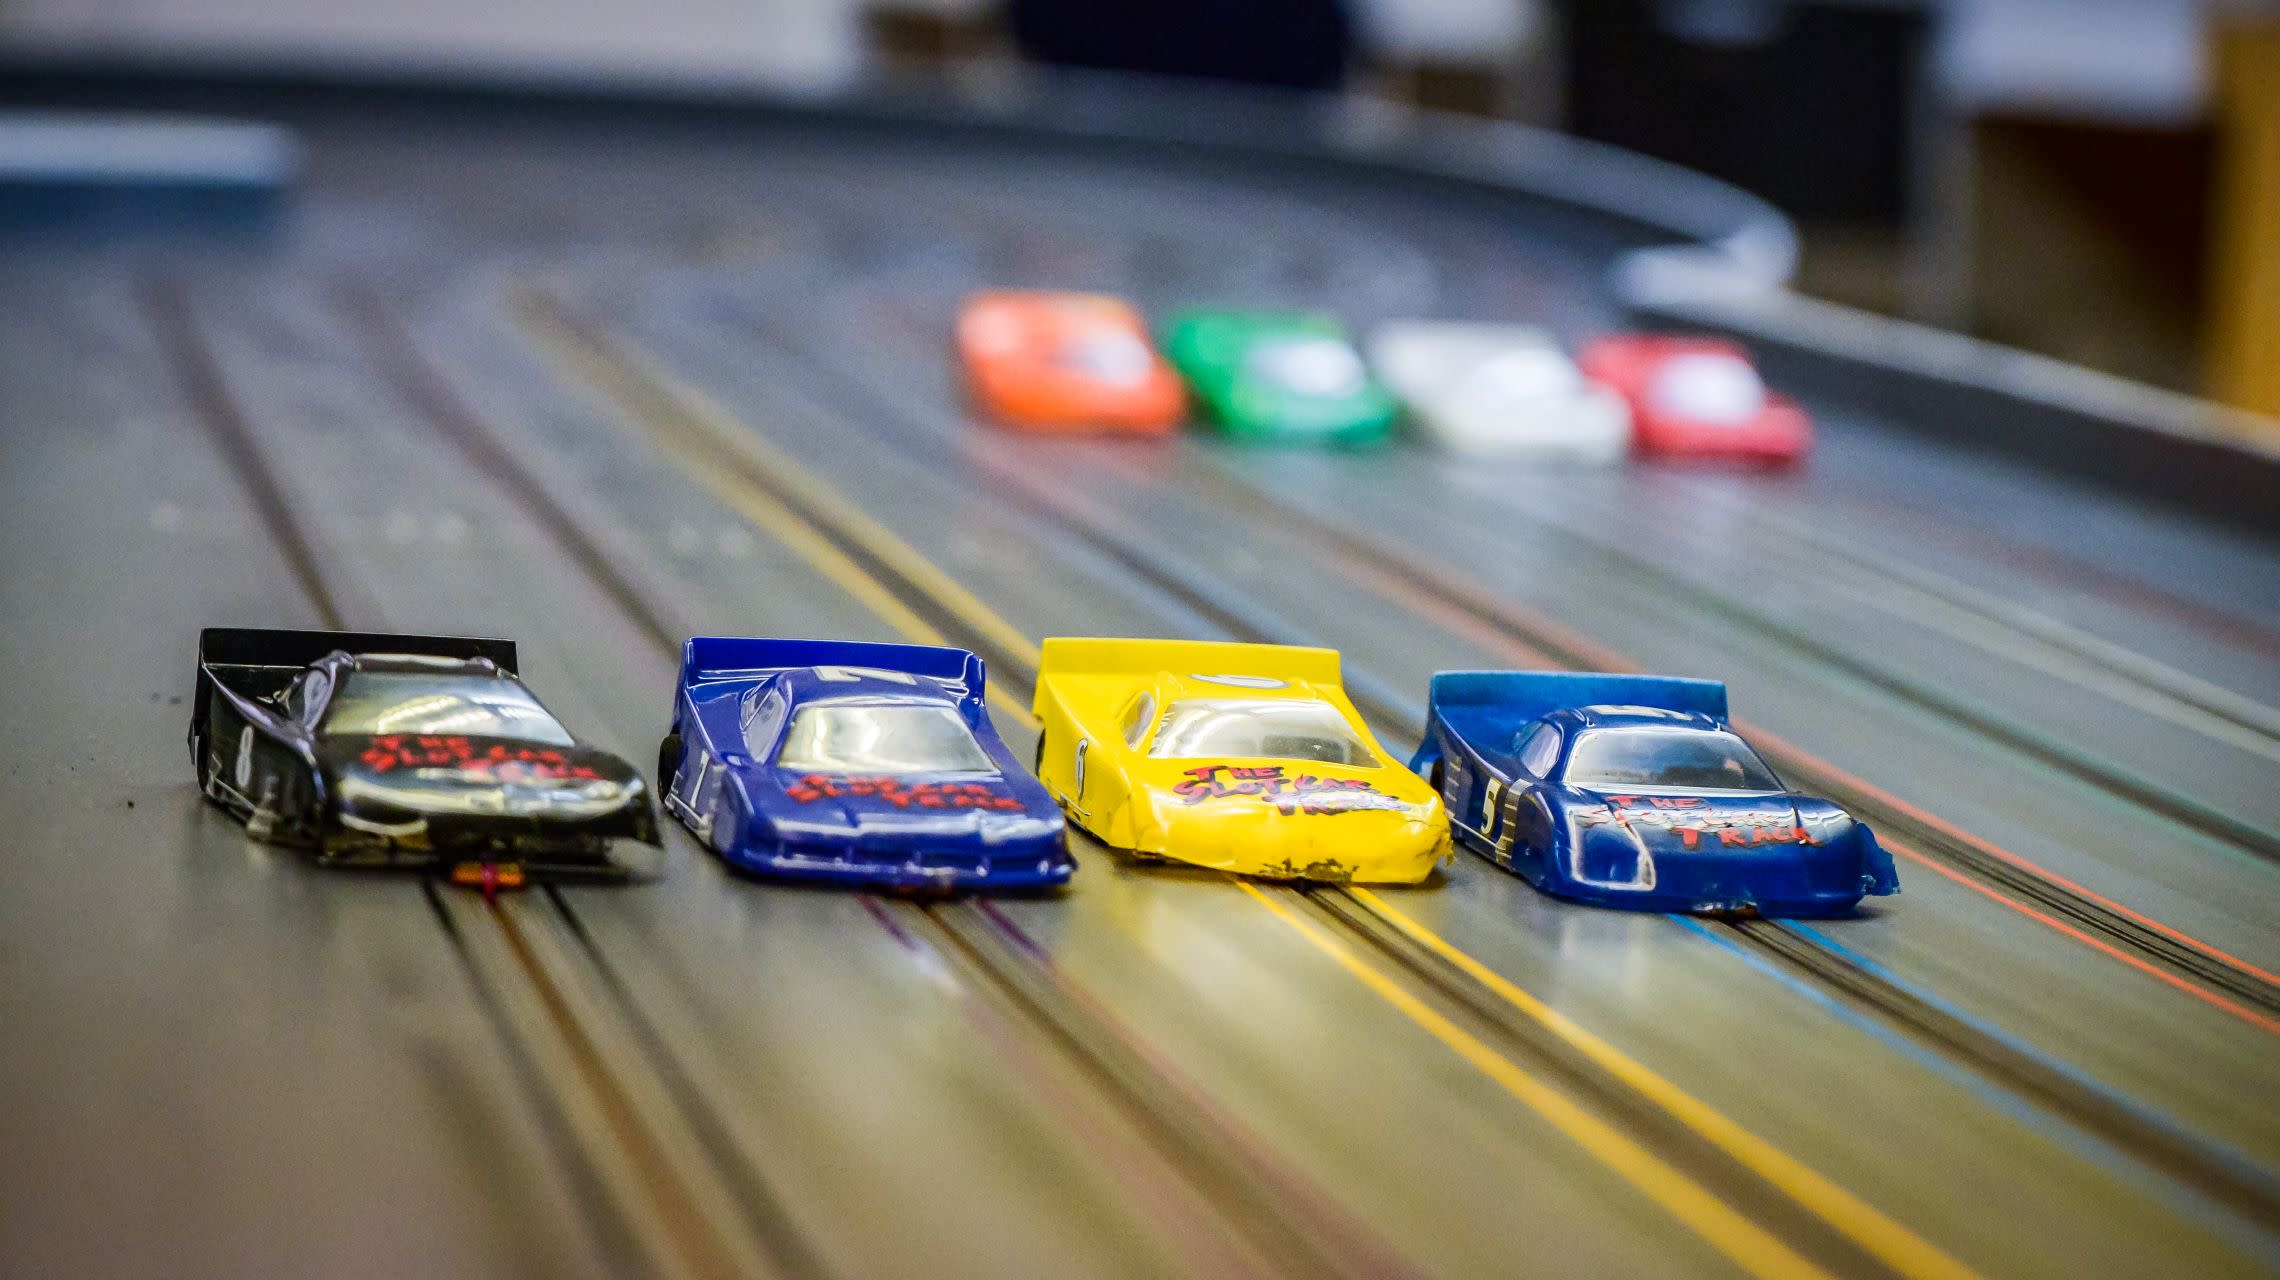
[1884,840,2280,1036]
[1770,737,2280,992]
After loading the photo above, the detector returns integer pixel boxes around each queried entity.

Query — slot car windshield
[1647,353,1766,425]
[325,671,575,745]
[1246,337,1368,398]
[1147,697,1374,766]
[1562,727,1782,792]
[1464,345,1580,400]
[1055,331,1155,385]
[774,701,994,774]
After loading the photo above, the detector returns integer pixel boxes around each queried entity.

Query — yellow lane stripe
[524,290,1039,674]
[1350,888,1978,1280]
[1238,883,1833,1280]
[513,291,1038,731]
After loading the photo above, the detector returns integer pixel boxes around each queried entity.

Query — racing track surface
[4,91,2279,1279]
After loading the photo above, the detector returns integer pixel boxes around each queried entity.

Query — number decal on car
[1069,739,1091,817]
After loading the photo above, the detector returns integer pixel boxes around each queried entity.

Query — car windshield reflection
[1147,697,1373,765]
[326,671,574,745]
[1562,727,1781,791]
[775,701,994,773]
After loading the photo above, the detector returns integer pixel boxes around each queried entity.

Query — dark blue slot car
[1409,671,1898,915]
[658,637,1073,892]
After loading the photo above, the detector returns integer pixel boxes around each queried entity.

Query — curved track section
[3,92,2277,1278]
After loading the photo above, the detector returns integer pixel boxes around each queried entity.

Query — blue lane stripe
[1666,914,2280,1259]
[1667,914,2081,1135]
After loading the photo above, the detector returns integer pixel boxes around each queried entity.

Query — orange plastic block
[957,290,1184,433]
[450,861,526,897]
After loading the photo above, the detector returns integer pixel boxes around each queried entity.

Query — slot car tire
[188,723,210,791]
[657,731,682,797]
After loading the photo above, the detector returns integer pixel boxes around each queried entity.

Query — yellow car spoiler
[1034,638,1343,711]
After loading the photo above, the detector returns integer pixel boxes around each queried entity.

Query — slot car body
[957,289,1184,433]
[1410,671,1898,914]
[1033,637,1447,883]
[189,628,661,885]
[659,637,1072,891]
[1578,335,1811,464]
[1368,320,1631,459]
[1161,311,1399,446]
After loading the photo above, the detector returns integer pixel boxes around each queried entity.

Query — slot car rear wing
[1426,671,1729,730]
[199,627,519,674]
[1037,637,1342,687]
[192,627,520,735]
[679,637,986,701]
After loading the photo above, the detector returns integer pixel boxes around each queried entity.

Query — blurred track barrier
[0,112,296,187]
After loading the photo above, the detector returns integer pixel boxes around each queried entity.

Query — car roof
[1552,703,1726,732]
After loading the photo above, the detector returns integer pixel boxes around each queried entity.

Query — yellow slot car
[1032,637,1450,883]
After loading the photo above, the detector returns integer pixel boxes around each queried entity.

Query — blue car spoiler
[1425,671,1730,728]
[679,637,988,702]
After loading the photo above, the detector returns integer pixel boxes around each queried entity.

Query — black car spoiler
[192,628,521,736]
[198,627,519,674]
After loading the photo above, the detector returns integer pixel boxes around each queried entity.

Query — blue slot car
[658,637,1074,891]
[1409,671,1898,915]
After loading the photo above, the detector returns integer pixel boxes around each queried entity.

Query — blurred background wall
[0,0,867,91]
[3,0,2276,419]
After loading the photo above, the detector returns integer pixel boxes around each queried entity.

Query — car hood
[1556,788,1888,907]
[1571,790,1810,851]
[1142,759,1435,816]
[1125,760,1445,883]
[323,734,644,818]
[767,770,1057,840]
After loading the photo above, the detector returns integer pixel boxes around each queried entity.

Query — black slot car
[189,628,661,886]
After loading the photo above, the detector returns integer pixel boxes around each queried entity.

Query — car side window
[1121,692,1156,749]
[741,687,789,757]
[1517,724,1561,778]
